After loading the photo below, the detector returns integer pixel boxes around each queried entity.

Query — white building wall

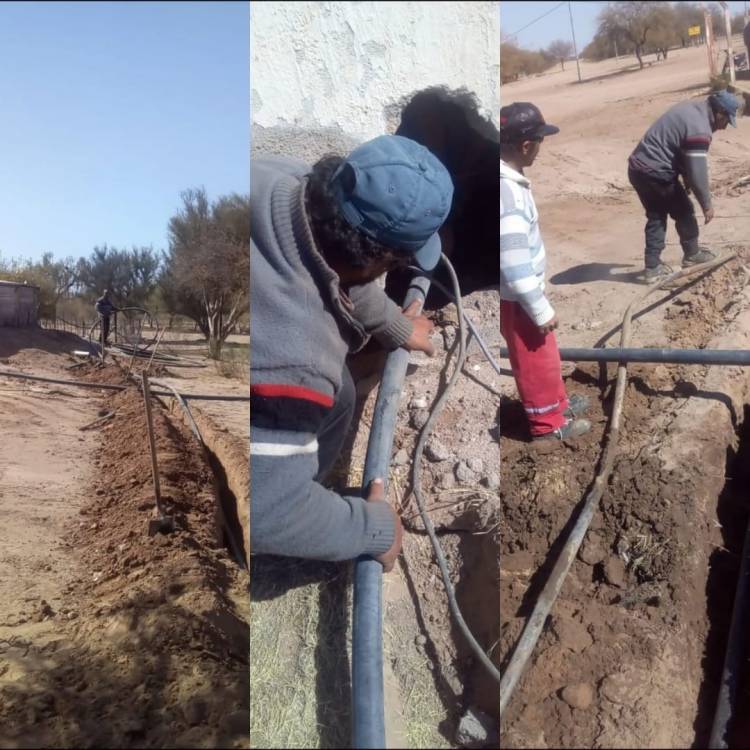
[250,1,500,144]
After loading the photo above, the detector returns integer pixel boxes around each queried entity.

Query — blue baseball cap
[330,135,454,271]
[709,90,740,126]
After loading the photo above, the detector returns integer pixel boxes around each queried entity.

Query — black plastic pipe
[0,369,250,401]
[709,509,750,748]
[499,347,750,366]
[353,275,430,749]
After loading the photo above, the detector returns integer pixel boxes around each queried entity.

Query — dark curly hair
[305,155,409,271]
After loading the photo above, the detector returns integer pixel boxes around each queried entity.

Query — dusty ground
[0,328,249,748]
[500,45,750,748]
[250,287,502,749]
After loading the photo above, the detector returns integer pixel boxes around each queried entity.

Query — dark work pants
[100,315,111,343]
[628,167,700,268]
[315,366,356,483]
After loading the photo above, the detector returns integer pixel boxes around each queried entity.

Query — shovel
[141,371,175,536]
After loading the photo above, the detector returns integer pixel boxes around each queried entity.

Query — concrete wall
[250,1,499,161]
[0,282,38,327]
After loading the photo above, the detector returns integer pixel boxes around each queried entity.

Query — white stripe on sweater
[251,438,319,456]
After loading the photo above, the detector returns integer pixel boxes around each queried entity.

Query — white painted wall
[250,1,500,142]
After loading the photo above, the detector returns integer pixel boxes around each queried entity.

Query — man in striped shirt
[500,102,591,442]
[628,90,739,282]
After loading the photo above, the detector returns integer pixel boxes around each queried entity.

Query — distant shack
[0,280,39,327]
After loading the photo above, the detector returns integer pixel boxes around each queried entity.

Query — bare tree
[598,1,671,69]
[547,39,574,71]
[161,188,249,360]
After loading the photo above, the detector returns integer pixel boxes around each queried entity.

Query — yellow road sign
[688,25,701,36]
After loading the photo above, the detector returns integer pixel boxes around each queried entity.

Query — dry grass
[250,556,352,748]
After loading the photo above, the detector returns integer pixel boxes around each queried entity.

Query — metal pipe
[709,507,750,747]
[500,346,750,366]
[353,274,430,749]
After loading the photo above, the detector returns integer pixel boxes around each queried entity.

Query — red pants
[500,300,568,436]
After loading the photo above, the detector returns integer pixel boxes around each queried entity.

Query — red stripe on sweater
[251,383,334,407]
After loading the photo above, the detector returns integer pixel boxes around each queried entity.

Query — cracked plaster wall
[250,1,499,160]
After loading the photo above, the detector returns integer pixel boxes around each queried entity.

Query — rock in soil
[578,531,605,566]
[455,461,478,485]
[482,472,500,491]
[603,556,627,588]
[425,439,450,463]
[560,683,594,710]
[456,706,497,747]
[411,409,430,430]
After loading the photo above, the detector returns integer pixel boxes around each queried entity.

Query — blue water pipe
[352,275,430,749]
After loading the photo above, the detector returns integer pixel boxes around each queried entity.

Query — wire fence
[39,317,94,337]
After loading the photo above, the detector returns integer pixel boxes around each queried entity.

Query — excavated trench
[697,407,750,748]
[205,450,248,567]
[500,254,750,749]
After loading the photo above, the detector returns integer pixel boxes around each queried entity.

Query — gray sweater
[250,155,413,561]
[629,99,714,210]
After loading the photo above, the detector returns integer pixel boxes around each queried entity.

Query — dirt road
[500,46,750,748]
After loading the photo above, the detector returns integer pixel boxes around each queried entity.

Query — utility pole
[704,3,717,78]
[720,0,735,83]
[568,0,582,82]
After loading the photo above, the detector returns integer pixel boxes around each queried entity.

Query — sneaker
[682,247,717,267]
[533,417,591,442]
[642,263,673,283]
[564,393,590,419]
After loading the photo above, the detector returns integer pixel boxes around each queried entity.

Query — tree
[673,2,705,47]
[161,188,249,360]
[647,6,681,60]
[501,41,556,82]
[76,245,160,309]
[598,1,671,69]
[547,39,574,71]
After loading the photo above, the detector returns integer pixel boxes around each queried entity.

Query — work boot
[533,417,591,442]
[682,246,717,267]
[642,262,673,284]
[564,393,590,419]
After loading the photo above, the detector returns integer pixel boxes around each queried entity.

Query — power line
[506,0,568,39]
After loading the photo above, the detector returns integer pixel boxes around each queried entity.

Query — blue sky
[501,1,749,50]
[0,1,249,263]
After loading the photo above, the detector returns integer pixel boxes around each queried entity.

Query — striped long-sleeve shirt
[500,160,555,326]
[628,99,714,211]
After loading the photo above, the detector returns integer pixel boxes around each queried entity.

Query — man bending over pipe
[628,90,740,283]
[500,102,591,442]
[251,135,453,568]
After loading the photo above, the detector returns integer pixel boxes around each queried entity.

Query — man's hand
[402,299,435,357]
[537,314,559,336]
[704,206,715,225]
[366,478,403,573]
